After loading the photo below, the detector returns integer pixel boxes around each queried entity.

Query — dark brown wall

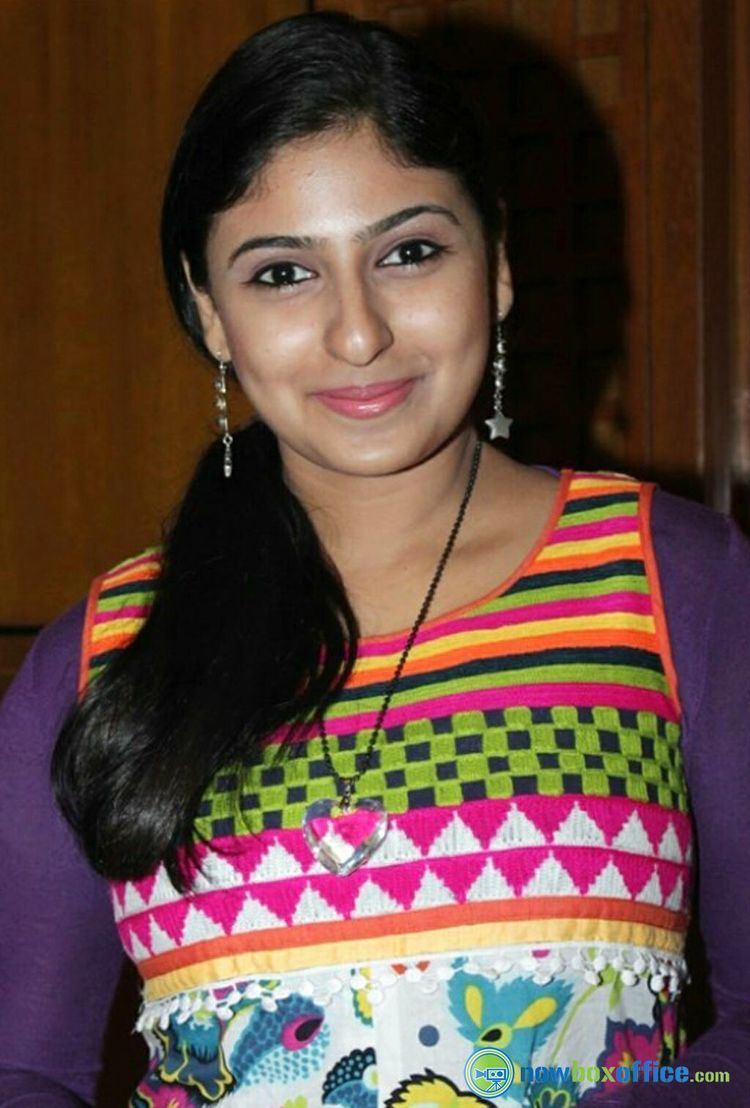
[1,1,747,1099]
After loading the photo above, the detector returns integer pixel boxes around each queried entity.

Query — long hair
[52,11,503,891]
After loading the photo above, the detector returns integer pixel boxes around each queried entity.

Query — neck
[280,429,481,575]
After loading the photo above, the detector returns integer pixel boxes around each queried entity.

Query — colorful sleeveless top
[80,473,691,1108]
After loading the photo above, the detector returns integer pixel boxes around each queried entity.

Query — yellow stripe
[143,916,684,1000]
[353,613,656,673]
[569,476,635,492]
[91,616,148,644]
[537,533,640,560]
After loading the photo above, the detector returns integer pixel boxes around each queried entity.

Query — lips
[313,377,418,420]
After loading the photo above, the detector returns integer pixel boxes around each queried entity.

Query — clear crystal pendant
[302,794,388,876]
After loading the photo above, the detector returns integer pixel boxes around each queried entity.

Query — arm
[623,489,750,1104]
[0,601,126,1106]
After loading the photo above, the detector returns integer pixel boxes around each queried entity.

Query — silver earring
[214,355,234,478]
[485,319,512,440]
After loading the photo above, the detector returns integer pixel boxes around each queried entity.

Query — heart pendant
[302,796,388,876]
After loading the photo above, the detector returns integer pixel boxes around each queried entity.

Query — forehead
[208,122,476,246]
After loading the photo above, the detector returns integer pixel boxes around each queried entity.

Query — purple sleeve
[621,488,750,1104]
[0,600,126,1106]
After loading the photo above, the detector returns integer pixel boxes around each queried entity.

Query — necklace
[302,438,483,876]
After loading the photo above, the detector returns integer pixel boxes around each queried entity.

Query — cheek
[221,308,314,386]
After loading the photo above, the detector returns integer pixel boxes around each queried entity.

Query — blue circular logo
[464,1047,514,1098]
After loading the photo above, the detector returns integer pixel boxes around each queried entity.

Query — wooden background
[0,1,747,1100]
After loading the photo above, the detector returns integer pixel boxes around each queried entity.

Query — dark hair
[52,11,504,891]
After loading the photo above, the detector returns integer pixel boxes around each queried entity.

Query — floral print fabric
[130,946,685,1107]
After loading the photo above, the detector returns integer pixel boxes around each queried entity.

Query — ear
[495,238,514,321]
[181,254,229,359]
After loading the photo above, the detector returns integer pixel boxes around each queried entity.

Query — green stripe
[480,574,649,612]
[323,663,671,720]
[95,588,157,612]
[556,500,639,528]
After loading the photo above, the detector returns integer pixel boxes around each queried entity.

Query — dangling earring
[214,355,234,477]
[485,319,512,440]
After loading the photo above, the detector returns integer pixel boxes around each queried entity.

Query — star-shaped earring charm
[485,412,513,440]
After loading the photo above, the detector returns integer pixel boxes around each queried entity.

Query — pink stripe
[105,551,161,576]
[115,794,692,913]
[358,592,652,656]
[122,850,687,944]
[548,517,639,544]
[94,603,152,623]
[273,684,679,742]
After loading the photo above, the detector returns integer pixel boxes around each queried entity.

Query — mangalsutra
[302,439,483,875]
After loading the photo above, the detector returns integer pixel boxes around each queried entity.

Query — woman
[1,12,748,1107]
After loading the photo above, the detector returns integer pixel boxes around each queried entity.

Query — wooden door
[0,0,304,686]
[0,3,306,1098]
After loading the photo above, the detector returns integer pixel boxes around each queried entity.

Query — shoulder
[566,469,737,569]
[647,486,750,638]
[91,543,165,599]
[645,487,750,729]
[2,598,87,736]
[649,485,736,576]
[79,544,165,688]
[2,544,165,718]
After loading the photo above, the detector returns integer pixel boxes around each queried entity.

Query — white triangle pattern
[664,874,685,912]
[428,813,483,858]
[657,823,682,863]
[250,841,305,883]
[130,932,151,961]
[149,917,177,955]
[353,879,402,918]
[292,885,340,925]
[490,805,546,848]
[467,859,514,902]
[181,905,225,945]
[612,811,653,856]
[231,893,285,933]
[587,859,631,899]
[372,825,422,865]
[522,854,577,898]
[192,852,244,893]
[411,868,457,910]
[636,868,663,905]
[147,863,182,909]
[123,882,148,917]
[553,804,607,847]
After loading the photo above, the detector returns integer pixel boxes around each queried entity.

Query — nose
[323,274,394,367]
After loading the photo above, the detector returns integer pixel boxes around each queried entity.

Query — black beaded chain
[319,438,484,810]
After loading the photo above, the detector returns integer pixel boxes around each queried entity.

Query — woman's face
[190,121,512,479]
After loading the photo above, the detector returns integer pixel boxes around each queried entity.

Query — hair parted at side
[52,10,505,892]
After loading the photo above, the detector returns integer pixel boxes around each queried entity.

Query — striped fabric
[79,471,691,1023]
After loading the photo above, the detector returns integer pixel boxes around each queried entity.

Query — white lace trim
[136,942,688,1033]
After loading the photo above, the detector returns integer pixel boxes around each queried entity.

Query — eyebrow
[226,204,460,268]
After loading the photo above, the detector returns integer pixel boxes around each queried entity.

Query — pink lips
[313,377,417,419]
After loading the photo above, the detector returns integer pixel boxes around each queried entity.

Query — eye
[378,238,446,268]
[250,261,315,290]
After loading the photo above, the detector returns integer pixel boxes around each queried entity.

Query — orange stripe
[77,570,107,700]
[89,632,142,658]
[534,543,642,574]
[640,483,682,719]
[347,629,661,686]
[137,896,686,981]
[566,478,637,499]
[101,560,161,591]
